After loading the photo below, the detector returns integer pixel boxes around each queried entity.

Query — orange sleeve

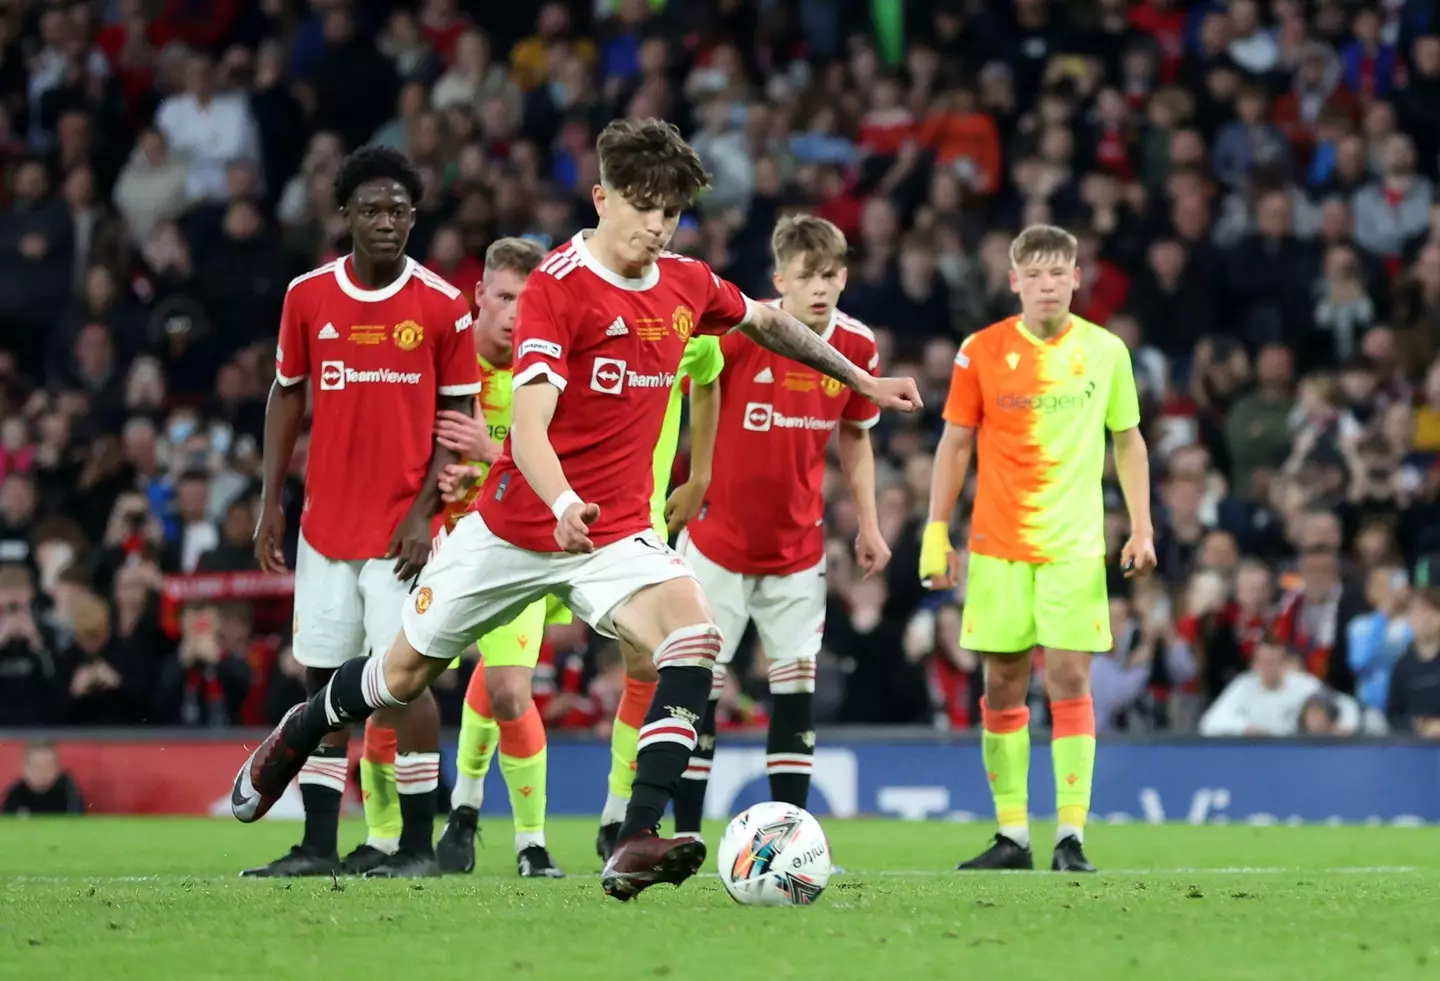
[942,339,982,427]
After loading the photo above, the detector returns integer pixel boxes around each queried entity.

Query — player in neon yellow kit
[920,224,1157,874]
[357,238,568,877]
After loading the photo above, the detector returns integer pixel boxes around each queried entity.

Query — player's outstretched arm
[1112,427,1157,577]
[921,423,974,590]
[255,380,306,573]
[738,303,922,413]
[837,425,890,577]
[512,379,598,553]
[665,375,719,534]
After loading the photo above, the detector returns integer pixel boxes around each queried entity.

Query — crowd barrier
[1,730,1437,824]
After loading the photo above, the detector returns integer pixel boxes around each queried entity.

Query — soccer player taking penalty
[230,118,921,902]
[244,147,482,879]
[920,224,1156,873]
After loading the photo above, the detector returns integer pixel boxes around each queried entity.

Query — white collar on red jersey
[333,254,416,302]
[765,297,837,342]
[571,232,660,292]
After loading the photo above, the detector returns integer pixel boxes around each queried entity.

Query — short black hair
[332,145,424,209]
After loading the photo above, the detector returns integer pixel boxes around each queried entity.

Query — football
[715,801,832,906]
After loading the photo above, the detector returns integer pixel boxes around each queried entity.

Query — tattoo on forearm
[743,307,860,388]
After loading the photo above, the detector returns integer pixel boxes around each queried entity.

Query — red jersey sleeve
[943,336,983,427]
[841,336,882,430]
[436,296,482,397]
[511,273,577,390]
[275,287,309,387]
[695,265,755,336]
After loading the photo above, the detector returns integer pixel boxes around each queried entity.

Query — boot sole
[602,839,707,902]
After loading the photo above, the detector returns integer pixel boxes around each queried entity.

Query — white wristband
[550,490,582,521]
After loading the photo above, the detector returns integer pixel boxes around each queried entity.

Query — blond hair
[771,214,849,275]
[1010,224,1079,267]
[483,237,546,277]
[72,593,111,637]
[0,563,32,591]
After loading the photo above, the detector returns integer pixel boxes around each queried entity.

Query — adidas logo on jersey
[606,317,629,337]
[318,323,339,340]
[753,367,774,384]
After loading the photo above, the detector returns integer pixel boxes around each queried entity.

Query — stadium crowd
[1,0,1439,740]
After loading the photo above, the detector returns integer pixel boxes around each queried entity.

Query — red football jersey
[475,233,753,552]
[686,302,880,575]
[275,256,482,561]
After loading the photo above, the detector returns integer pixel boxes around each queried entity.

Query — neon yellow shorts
[446,594,572,669]
[960,552,1112,654]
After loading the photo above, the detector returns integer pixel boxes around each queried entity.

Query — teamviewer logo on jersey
[319,361,345,391]
[743,401,773,432]
[591,357,627,395]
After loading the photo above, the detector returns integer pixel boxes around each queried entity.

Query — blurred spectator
[152,602,251,727]
[2,740,83,815]
[65,591,149,725]
[1385,586,1440,737]
[1352,133,1433,268]
[0,159,74,375]
[1199,636,1327,736]
[0,563,65,726]
[113,129,190,243]
[1225,343,1296,487]
[155,52,260,204]
[1346,562,1413,712]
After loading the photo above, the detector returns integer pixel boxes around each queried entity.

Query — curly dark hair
[331,145,424,209]
[596,118,710,212]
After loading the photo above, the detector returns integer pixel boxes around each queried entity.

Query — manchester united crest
[671,305,694,340]
[414,587,433,614]
[394,320,424,352]
[821,376,844,397]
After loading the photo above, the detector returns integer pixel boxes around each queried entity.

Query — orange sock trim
[497,702,547,758]
[464,661,493,717]
[981,696,1030,735]
[362,719,397,765]
[617,676,657,730]
[1050,695,1096,738]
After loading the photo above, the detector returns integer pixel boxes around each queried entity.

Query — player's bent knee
[484,667,534,720]
[767,654,817,694]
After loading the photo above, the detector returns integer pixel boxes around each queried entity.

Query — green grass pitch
[3,818,1439,980]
